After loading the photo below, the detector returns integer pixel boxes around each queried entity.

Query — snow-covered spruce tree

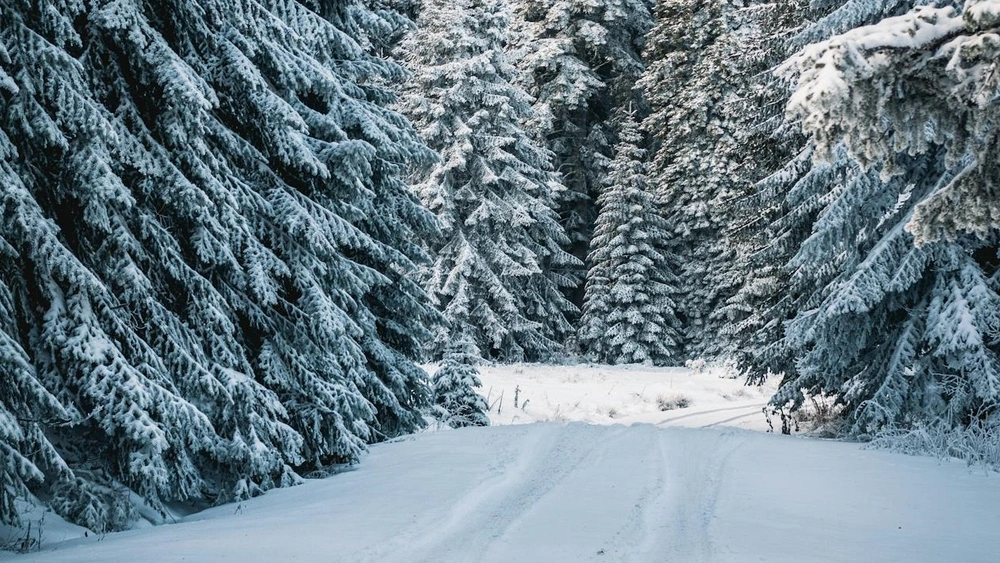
[725,0,936,385]
[639,0,788,360]
[311,3,442,442]
[508,0,653,285]
[396,0,580,362]
[578,112,681,365]
[767,0,1000,430]
[2,4,290,530]
[771,152,1000,431]
[724,144,848,384]
[0,0,436,529]
[706,0,817,381]
[431,333,490,428]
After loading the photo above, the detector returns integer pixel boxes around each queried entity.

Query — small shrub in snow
[0,511,43,554]
[684,359,707,373]
[796,396,845,437]
[657,395,691,412]
[765,395,845,436]
[722,388,751,401]
[763,406,798,435]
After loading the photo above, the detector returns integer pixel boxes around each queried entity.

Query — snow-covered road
[12,423,1000,563]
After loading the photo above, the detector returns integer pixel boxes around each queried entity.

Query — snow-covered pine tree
[0,0,436,529]
[706,0,816,381]
[724,144,846,384]
[2,3,284,530]
[639,0,789,360]
[311,2,442,443]
[431,333,490,428]
[770,151,1000,431]
[396,0,580,363]
[724,0,931,385]
[508,0,653,290]
[764,0,1000,430]
[578,112,681,365]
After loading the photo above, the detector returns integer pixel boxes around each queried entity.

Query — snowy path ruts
[357,424,622,563]
[13,423,1000,563]
[359,424,743,563]
[656,403,767,428]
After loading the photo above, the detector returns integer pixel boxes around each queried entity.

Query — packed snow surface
[4,365,999,562]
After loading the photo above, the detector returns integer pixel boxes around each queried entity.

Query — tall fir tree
[396,0,580,362]
[724,143,845,384]
[749,0,1000,431]
[578,112,681,365]
[708,0,815,380]
[719,0,901,385]
[0,0,436,529]
[721,0,931,385]
[508,0,653,298]
[639,0,789,360]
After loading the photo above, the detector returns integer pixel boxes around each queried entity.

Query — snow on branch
[780,0,1000,245]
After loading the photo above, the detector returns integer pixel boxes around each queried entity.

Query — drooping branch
[781,0,1000,244]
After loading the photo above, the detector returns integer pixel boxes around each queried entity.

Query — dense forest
[2,0,998,531]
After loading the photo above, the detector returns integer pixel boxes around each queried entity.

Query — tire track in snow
[432,424,628,563]
[352,424,560,563]
[363,424,623,563]
[478,424,665,563]
[603,426,672,563]
[657,403,766,427]
[615,429,747,562]
[683,430,746,561]
[701,408,767,428]
[357,425,747,563]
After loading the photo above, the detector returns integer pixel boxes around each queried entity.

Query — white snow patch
[471,363,778,430]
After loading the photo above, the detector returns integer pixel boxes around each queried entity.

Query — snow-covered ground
[4,365,999,562]
[472,363,778,430]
